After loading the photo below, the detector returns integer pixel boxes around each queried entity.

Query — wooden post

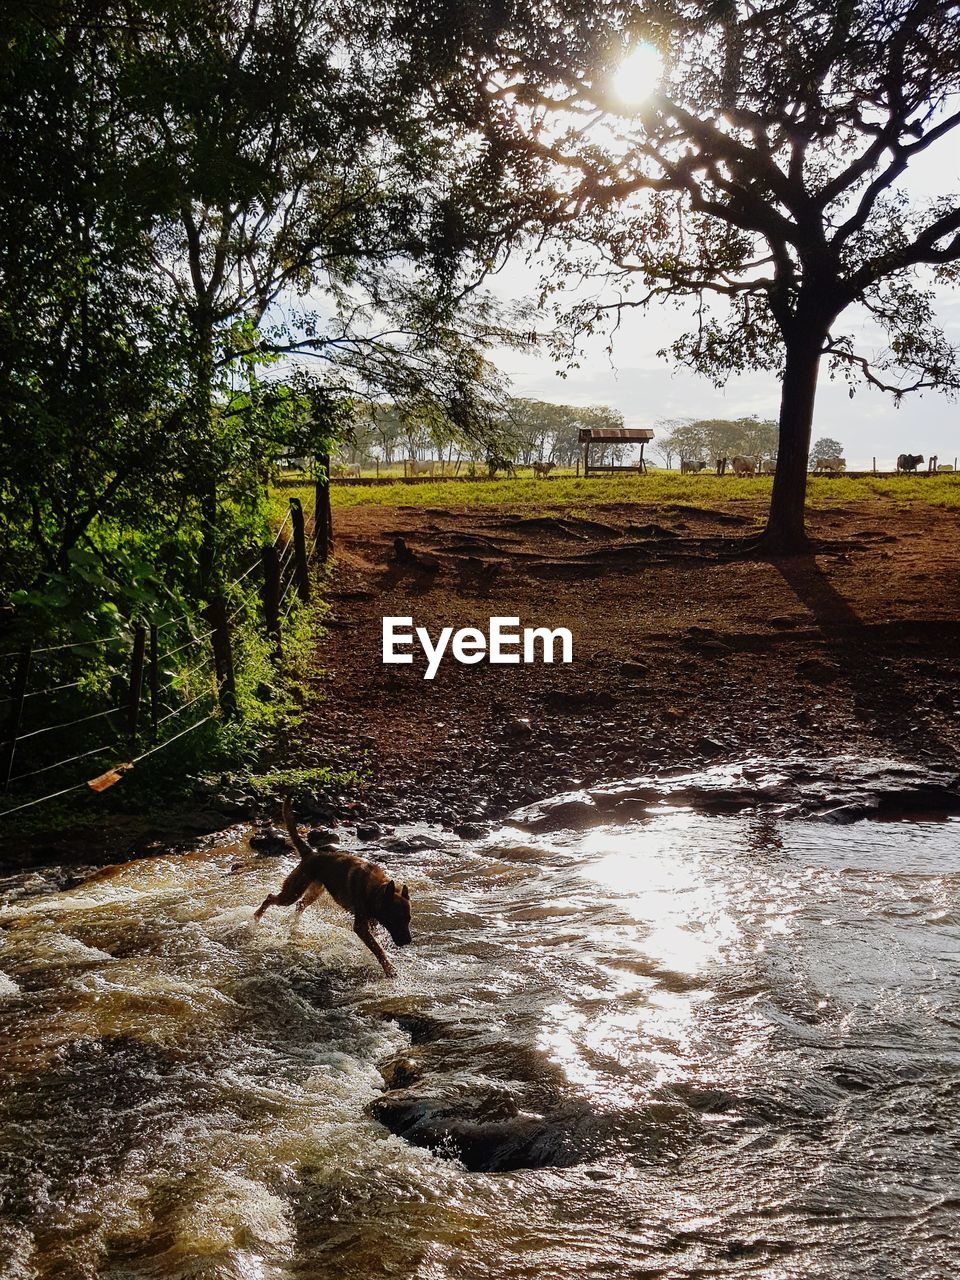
[322,451,334,555]
[127,624,147,746]
[581,439,590,478]
[872,456,876,474]
[1,642,32,789]
[205,596,238,717]
[315,452,332,561]
[148,624,159,740]
[261,545,282,658]
[289,498,311,603]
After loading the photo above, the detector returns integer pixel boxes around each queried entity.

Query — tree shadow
[771,553,953,762]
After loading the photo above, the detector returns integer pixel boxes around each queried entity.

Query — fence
[0,471,334,823]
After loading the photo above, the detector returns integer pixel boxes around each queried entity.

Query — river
[1,762,959,1279]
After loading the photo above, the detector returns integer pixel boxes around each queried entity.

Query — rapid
[1,759,959,1279]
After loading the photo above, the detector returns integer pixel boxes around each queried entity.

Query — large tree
[478,0,960,549]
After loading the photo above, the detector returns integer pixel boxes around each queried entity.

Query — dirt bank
[300,496,960,829]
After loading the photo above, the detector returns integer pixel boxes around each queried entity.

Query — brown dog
[253,799,412,977]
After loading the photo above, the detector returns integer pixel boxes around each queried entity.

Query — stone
[248,826,288,855]
[505,717,533,737]
[796,657,842,685]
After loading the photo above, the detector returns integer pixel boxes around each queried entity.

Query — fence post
[148,623,159,740]
[315,452,333,561]
[260,545,282,658]
[289,498,311,603]
[1,642,32,789]
[127,624,147,746]
[205,596,238,718]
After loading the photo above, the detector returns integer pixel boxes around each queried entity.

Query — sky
[486,131,960,473]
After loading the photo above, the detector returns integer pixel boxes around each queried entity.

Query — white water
[1,807,959,1278]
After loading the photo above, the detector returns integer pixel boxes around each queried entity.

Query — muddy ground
[7,495,958,865]
[293,496,960,832]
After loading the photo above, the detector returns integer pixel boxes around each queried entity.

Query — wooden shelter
[578,427,654,476]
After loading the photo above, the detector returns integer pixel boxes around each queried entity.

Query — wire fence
[0,479,331,824]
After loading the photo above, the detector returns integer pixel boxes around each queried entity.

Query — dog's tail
[282,797,314,861]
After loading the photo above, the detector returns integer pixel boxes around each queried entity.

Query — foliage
[473,0,960,545]
[0,0,541,646]
[810,438,846,467]
[660,417,779,466]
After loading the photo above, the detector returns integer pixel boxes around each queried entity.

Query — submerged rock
[248,826,288,855]
[507,756,960,828]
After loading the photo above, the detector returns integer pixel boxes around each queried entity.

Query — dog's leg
[295,881,325,915]
[353,914,395,978]
[254,869,308,921]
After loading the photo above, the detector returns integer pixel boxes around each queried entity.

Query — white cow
[407,459,436,477]
[816,456,846,473]
[532,461,556,479]
[731,455,757,477]
[761,459,777,474]
[938,463,955,472]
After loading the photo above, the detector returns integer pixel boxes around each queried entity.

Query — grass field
[272,471,960,521]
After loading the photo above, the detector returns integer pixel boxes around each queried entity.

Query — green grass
[289,471,960,513]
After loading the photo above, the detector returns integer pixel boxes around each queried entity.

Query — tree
[485,0,960,549]
[660,417,778,466]
[810,437,845,468]
[0,0,538,617]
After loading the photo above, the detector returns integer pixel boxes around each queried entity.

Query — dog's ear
[401,884,410,900]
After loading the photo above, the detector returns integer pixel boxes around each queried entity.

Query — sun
[611,42,663,107]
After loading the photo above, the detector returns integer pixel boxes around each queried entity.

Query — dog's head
[378,880,412,947]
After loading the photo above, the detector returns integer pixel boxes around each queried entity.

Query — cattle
[407,458,436,477]
[938,463,955,473]
[680,459,707,474]
[761,459,777,474]
[816,456,845,473]
[532,461,556,479]
[344,462,361,478]
[897,453,924,473]
[731,455,757,477]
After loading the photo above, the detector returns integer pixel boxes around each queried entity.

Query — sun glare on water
[611,42,663,106]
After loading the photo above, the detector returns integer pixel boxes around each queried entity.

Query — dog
[253,799,412,977]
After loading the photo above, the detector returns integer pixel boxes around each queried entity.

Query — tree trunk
[761,326,827,553]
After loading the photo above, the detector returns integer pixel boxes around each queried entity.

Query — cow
[897,453,924,473]
[761,459,777,474]
[344,462,361,478]
[731,455,757,477]
[406,458,435,477]
[532,461,556,479]
[938,463,955,473]
[816,456,846,473]
[680,459,707,474]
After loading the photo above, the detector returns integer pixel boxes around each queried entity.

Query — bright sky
[489,130,960,472]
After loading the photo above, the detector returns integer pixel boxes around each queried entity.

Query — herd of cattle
[331,452,954,480]
[683,452,953,476]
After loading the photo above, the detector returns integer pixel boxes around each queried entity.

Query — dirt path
[299,497,960,830]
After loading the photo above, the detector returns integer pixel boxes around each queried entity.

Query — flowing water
[2,775,960,1279]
